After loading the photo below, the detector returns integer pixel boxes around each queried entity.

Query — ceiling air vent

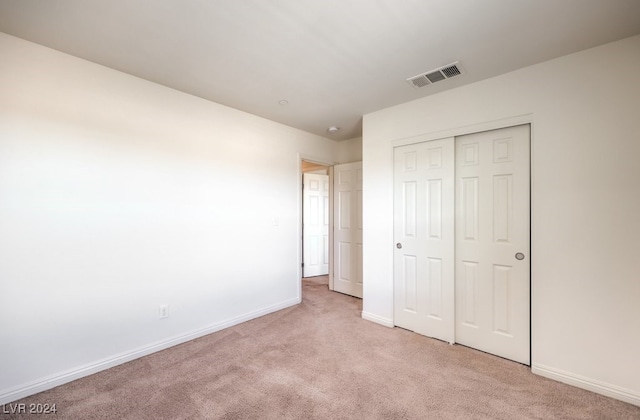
[407,62,463,88]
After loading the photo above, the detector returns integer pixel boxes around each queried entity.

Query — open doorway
[301,160,330,285]
[299,158,363,298]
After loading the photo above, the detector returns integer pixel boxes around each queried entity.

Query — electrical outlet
[159,304,169,319]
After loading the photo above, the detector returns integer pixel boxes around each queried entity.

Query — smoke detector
[406,62,463,88]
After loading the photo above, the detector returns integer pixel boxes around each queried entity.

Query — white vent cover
[407,62,462,88]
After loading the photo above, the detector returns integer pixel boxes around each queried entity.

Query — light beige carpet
[2,276,638,419]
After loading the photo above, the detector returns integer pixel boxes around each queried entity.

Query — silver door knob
[396,243,402,249]
[515,252,525,260]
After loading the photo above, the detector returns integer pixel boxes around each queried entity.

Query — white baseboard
[532,363,640,407]
[361,311,394,328]
[0,297,300,406]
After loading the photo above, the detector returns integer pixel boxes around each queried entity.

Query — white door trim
[390,114,534,148]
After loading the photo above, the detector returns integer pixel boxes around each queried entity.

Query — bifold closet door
[393,138,455,343]
[455,125,530,365]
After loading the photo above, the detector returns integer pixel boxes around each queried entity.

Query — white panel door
[333,162,363,298]
[455,125,530,364]
[303,173,329,277]
[393,138,455,343]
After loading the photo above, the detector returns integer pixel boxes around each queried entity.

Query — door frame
[297,154,336,298]
[390,115,534,365]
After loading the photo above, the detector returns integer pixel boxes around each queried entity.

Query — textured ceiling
[1,0,639,140]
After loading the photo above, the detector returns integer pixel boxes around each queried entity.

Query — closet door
[393,138,455,343]
[455,125,530,364]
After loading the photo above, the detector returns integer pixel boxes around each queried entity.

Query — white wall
[335,136,362,164]
[362,35,640,405]
[0,33,336,403]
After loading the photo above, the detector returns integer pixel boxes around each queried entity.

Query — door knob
[396,243,403,249]
[515,252,525,260]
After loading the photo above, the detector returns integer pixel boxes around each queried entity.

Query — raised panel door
[303,173,329,277]
[393,138,455,342]
[455,125,530,364]
[333,162,363,298]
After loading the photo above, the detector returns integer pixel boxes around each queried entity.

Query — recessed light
[327,126,339,134]
[278,99,289,106]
